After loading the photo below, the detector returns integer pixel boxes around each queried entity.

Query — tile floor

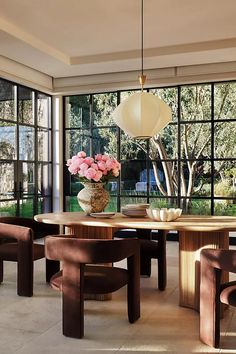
[0,241,236,354]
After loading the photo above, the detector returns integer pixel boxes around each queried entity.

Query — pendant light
[112,0,172,139]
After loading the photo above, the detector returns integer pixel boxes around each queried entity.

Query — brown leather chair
[45,236,140,339]
[114,229,167,290]
[200,248,236,348]
[0,217,60,296]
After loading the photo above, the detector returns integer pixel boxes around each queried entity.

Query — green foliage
[214,180,236,197]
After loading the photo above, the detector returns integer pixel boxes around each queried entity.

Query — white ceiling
[1,0,236,79]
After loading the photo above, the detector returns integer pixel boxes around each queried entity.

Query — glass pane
[120,197,148,208]
[150,124,178,160]
[214,161,236,198]
[19,199,34,217]
[0,79,15,121]
[181,123,211,158]
[65,129,90,160]
[38,129,51,161]
[120,90,142,101]
[92,127,117,155]
[150,87,178,122]
[18,86,34,124]
[149,159,178,197]
[21,162,35,197]
[93,93,117,126]
[37,93,50,127]
[214,121,236,158]
[121,160,147,194]
[38,164,51,196]
[38,197,52,214]
[184,198,211,215]
[106,196,117,212]
[65,195,82,212]
[214,200,236,216]
[19,126,35,160]
[120,132,147,160]
[181,85,211,121]
[0,162,15,200]
[214,82,236,120]
[65,95,90,128]
[149,197,178,209]
[0,200,17,216]
[0,121,17,159]
[181,160,212,197]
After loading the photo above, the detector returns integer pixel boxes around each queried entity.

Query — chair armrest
[0,222,33,242]
[201,249,236,273]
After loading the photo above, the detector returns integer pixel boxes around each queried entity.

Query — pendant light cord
[141,0,143,77]
[139,0,146,91]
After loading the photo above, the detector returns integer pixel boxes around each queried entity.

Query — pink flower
[80,163,89,171]
[85,168,97,180]
[102,155,109,161]
[91,163,98,170]
[106,158,116,170]
[84,157,94,165]
[77,151,86,158]
[68,165,79,174]
[112,168,120,177]
[67,152,120,182]
[95,154,102,161]
[97,161,106,171]
[93,170,103,182]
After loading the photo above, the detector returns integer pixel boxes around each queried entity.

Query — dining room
[1,0,236,353]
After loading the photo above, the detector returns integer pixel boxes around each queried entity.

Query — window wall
[64,81,236,216]
[0,78,53,217]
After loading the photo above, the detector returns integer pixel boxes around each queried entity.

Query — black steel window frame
[63,80,236,214]
[0,77,54,216]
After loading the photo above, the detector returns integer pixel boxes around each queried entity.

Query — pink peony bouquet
[66,151,121,183]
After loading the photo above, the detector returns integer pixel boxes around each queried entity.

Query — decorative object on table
[146,208,182,221]
[112,0,171,139]
[121,204,149,218]
[66,151,121,214]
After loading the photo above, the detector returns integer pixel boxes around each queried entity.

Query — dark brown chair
[45,235,140,339]
[200,248,236,348]
[0,217,60,296]
[114,229,167,290]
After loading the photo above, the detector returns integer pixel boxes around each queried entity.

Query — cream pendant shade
[112,92,172,139]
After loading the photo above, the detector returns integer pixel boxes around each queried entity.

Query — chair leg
[200,256,221,348]
[127,252,140,323]
[157,231,167,291]
[46,259,60,283]
[17,257,33,297]
[17,241,33,297]
[0,260,3,283]
[137,229,152,277]
[62,262,84,338]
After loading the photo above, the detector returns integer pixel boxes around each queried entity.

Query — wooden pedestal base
[179,230,229,311]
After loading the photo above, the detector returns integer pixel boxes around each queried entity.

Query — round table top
[34,212,236,232]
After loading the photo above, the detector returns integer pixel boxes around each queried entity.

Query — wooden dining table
[34,212,236,311]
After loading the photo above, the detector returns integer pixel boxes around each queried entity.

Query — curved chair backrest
[200,248,236,348]
[0,222,33,242]
[46,236,139,264]
[0,218,60,296]
[45,235,140,339]
[0,216,59,239]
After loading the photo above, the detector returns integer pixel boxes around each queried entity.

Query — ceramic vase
[77,182,109,215]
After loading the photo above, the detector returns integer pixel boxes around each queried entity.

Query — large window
[64,82,236,216]
[0,78,53,217]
